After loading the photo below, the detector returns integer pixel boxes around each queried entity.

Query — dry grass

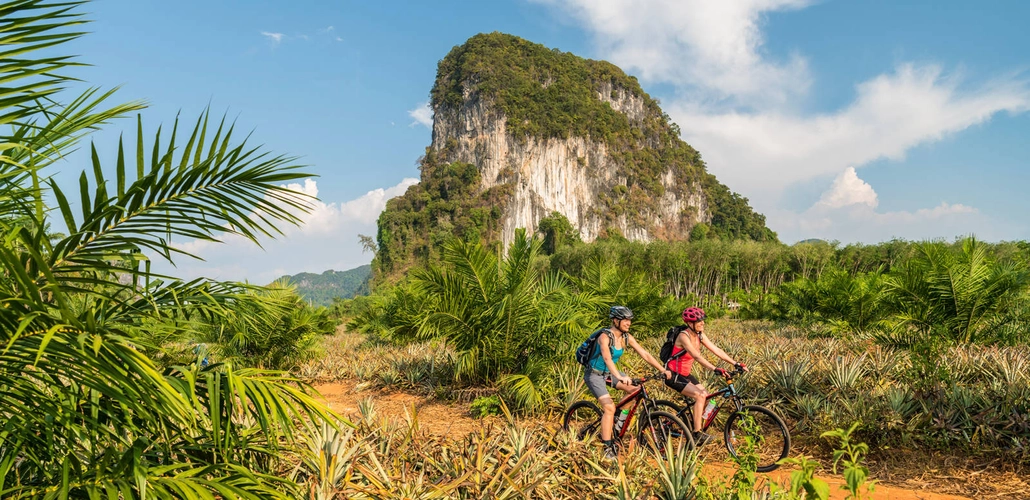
[296,321,1030,498]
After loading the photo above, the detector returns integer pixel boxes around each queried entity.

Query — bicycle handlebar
[719,366,748,383]
[629,366,747,385]
[630,370,664,385]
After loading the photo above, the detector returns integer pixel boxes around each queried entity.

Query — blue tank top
[590,331,625,372]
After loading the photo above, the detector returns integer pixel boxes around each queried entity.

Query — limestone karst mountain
[374,33,774,279]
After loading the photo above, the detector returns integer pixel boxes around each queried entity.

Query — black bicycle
[655,367,790,472]
[562,371,695,455]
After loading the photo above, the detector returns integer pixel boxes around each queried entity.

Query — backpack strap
[668,325,690,362]
[599,328,625,357]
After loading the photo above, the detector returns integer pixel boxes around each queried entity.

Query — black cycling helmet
[609,305,634,320]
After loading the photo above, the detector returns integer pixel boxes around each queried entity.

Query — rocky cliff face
[373,32,771,279]
[431,83,708,249]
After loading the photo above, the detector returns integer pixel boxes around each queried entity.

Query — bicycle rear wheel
[638,410,694,456]
[562,400,603,440]
[724,405,791,472]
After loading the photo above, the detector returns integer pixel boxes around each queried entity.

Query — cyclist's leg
[585,370,617,441]
[679,376,708,432]
[604,372,641,429]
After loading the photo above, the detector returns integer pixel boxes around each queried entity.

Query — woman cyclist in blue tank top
[585,306,671,460]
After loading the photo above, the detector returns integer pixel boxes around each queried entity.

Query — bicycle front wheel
[724,405,791,472]
[562,400,603,441]
[638,410,695,456]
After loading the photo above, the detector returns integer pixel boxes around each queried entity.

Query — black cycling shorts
[664,372,701,393]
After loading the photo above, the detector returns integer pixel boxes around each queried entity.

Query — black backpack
[575,327,619,367]
[659,325,690,365]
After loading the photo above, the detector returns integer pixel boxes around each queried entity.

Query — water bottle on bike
[614,408,630,433]
[700,399,719,427]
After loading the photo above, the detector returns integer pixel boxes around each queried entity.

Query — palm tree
[1,1,336,497]
[200,279,335,370]
[564,255,678,335]
[412,229,586,408]
[883,238,1030,345]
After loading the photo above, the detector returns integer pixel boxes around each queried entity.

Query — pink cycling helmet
[682,307,706,323]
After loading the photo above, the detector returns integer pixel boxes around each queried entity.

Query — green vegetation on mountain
[376,157,511,278]
[374,32,773,281]
[276,264,372,306]
[432,33,644,143]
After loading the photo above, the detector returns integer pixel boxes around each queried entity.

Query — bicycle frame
[696,374,746,432]
[611,383,653,439]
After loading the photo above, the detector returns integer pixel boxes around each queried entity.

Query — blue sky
[61,0,1029,283]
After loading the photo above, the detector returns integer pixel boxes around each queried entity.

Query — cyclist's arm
[678,332,719,372]
[700,336,739,366]
[627,335,668,373]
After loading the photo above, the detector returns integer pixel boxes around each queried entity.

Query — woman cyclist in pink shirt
[663,307,747,445]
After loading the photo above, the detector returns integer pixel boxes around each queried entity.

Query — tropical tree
[412,229,587,408]
[413,229,582,379]
[0,2,336,497]
[564,255,679,335]
[536,210,579,254]
[882,238,1030,345]
[199,279,336,370]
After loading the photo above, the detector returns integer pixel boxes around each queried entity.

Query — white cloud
[815,167,877,209]
[408,102,433,128]
[296,177,418,233]
[260,31,285,44]
[780,201,985,243]
[264,26,345,46]
[156,178,419,283]
[775,167,984,242]
[669,65,1030,204]
[535,0,813,107]
[535,1,1030,242]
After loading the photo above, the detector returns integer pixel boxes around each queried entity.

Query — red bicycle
[562,371,695,455]
[655,367,791,472]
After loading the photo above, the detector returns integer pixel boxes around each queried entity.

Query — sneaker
[603,446,619,461]
[693,431,714,447]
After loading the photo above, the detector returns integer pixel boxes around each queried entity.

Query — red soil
[315,380,1025,499]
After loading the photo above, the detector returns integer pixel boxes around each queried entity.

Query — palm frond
[0,1,89,135]
[48,111,313,275]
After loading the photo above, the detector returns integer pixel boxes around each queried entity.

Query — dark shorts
[664,372,700,393]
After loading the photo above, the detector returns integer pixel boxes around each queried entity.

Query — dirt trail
[315,381,1019,500]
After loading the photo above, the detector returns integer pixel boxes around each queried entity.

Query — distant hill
[274,265,371,306]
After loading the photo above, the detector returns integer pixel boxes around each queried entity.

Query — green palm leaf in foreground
[0,1,342,497]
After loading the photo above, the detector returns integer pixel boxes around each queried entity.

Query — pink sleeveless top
[668,345,695,376]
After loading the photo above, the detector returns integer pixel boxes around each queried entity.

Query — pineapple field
[298,326,1029,498]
